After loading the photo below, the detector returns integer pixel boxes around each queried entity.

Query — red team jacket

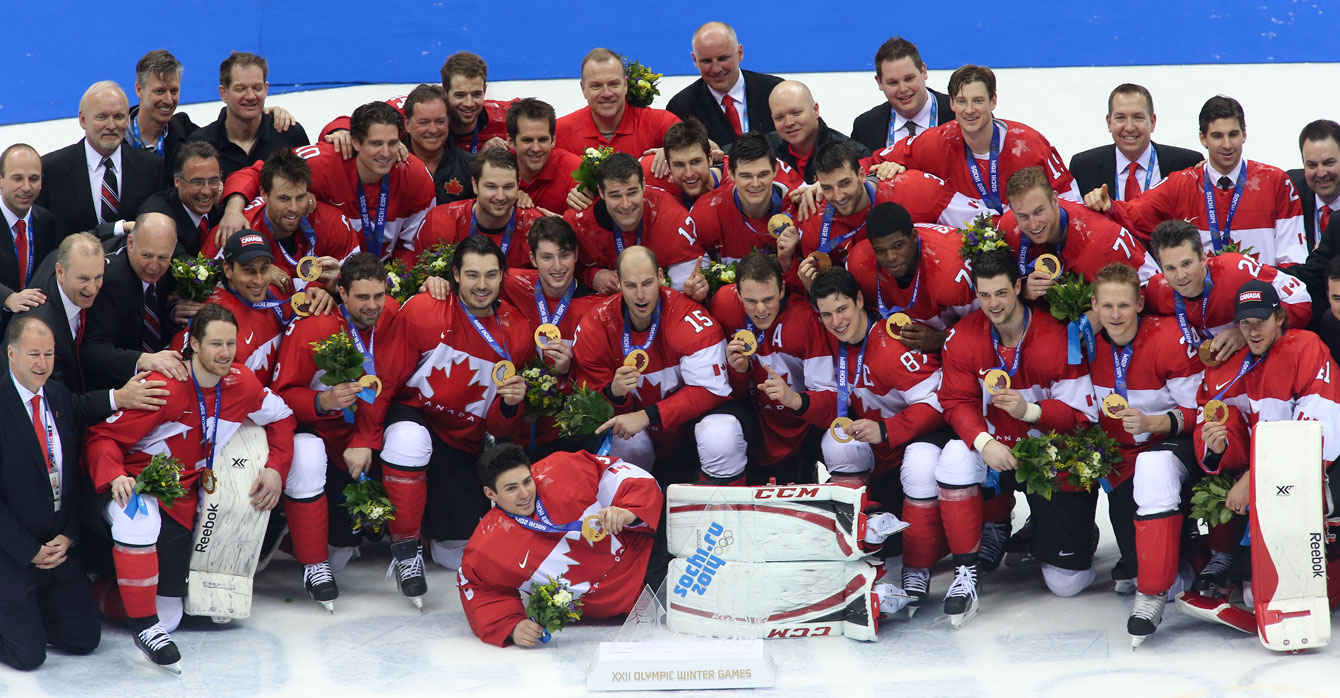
[997,198,1159,283]
[411,199,546,269]
[1107,161,1306,267]
[1088,317,1204,486]
[555,105,680,157]
[222,142,436,262]
[845,224,977,330]
[521,148,584,213]
[84,365,296,528]
[565,187,704,289]
[319,95,516,154]
[687,182,794,262]
[457,450,663,646]
[639,153,724,209]
[205,198,363,293]
[1142,253,1312,340]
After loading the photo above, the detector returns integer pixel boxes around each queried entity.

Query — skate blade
[1004,553,1040,568]
[1130,634,1148,650]
[318,600,335,614]
[949,602,979,629]
[410,596,424,612]
[1113,579,1137,595]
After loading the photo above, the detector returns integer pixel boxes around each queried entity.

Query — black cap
[223,229,274,265]
[1232,279,1281,322]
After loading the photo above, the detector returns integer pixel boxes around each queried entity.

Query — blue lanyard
[128,114,165,156]
[743,297,785,337]
[535,278,576,327]
[1202,162,1247,253]
[990,307,1031,377]
[887,97,937,147]
[875,239,921,317]
[226,286,287,323]
[340,305,377,376]
[1172,270,1214,346]
[1211,351,1266,401]
[457,297,511,362]
[613,220,643,255]
[1118,148,1157,198]
[453,118,484,156]
[1015,207,1069,276]
[11,216,33,286]
[470,207,517,255]
[733,186,783,237]
[263,206,317,269]
[621,302,661,356]
[1110,337,1135,400]
[836,316,874,419]
[504,497,583,534]
[357,176,390,259]
[818,181,875,253]
[964,122,1003,213]
[189,363,223,474]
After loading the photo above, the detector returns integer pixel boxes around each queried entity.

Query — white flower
[1045,445,1059,460]
[553,589,572,606]
[585,147,600,158]
[721,270,736,283]
[195,266,210,281]
[369,505,386,519]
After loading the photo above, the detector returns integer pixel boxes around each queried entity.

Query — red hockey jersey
[687,181,794,262]
[319,95,516,154]
[521,148,584,213]
[205,197,362,294]
[410,199,546,269]
[565,187,704,289]
[998,198,1159,284]
[1142,253,1312,340]
[845,223,977,330]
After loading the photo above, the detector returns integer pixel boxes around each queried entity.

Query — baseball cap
[1232,279,1280,322]
[223,229,274,265]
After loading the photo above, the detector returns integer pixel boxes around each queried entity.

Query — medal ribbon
[341,304,379,408]
[1172,270,1215,346]
[534,278,576,327]
[612,221,643,256]
[1016,207,1069,276]
[264,205,317,270]
[357,175,390,259]
[471,208,517,255]
[734,187,784,237]
[1202,162,1247,253]
[503,497,585,534]
[621,301,661,357]
[990,307,1031,377]
[836,315,875,420]
[225,287,288,324]
[457,297,511,362]
[189,362,223,476]
[817,181,875,254]
[1211,351,1266,402]
[965,122,1003,213]
[875,239,921,318]
[128,114,165,156]
[887,98,937,147]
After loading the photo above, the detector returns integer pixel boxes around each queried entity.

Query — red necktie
[13,219,27,290]
[31,395,51,470]
[1321,207,1332,237]
[76,309,87,388]
[1124,162,1142,201]
[199,216,210,241]
[722,95,743,137]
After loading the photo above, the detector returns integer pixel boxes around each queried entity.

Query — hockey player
[1086,95,1306,268]
[709,251,835,484]
[639,118,722,209]
[219,101,435,262]
[411,148,546,269]
[570,246,740,483]
[997,166,1158,300]
[1086,263,1204,647]
[374,235,533,600]
[936,250,1097,627]
[844,202,976,353]
[687,133,793,263]
[565,153,706,294]
[1142,220,1311,367]
[458,443,663,647]
[866,64,1080,223]
[187,231,291,384]
[271,253,401,602]
[85,303,296,671]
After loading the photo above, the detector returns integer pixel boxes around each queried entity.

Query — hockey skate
[389,539,427,611]
[1174,590,1255,634]
[943,562,980,629]
[900,567,930,618]
[873,583,915,616]
[134,623,182,675]
[978,522,1010,572]
[1111,559,1136,595]
[1003,517,1039,568]
[304,561,339,613]
[1192,551,1234,596]
[1127,591,1166,649]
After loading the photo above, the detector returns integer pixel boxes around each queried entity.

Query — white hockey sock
[430,539,468,571]
[157,595,184,633]
[328,545,359,573]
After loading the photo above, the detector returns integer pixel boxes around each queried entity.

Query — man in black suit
[137,140,223,256]
[1288,119,1340,252]
[0,316,100,670]
[127,50,199,191]
[189,51,309,178]
[1067,83,1202,199]
[81,212,187,392]
[851,37,953,153]
[1,145,57,323]
[765,80,870,192]
[666,21,783,149]
[35,81,163,241]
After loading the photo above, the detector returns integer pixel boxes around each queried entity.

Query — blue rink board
[2,0,1327,125]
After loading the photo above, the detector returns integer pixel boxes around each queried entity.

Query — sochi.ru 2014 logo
[672,522,732,598]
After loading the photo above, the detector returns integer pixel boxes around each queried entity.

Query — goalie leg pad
[666,484,868,561]
[609,431,656,473]
[696,413,748,479]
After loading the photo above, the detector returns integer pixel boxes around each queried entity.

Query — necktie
[13,219,27,290]
[31,395,51,470]
[906,120,918,137]
[143,284,161,353]
[76,309,87,388]
[1217,176,1233,191]
[100,156,120,224]
[1124,162,1142,201]
[199,216,210,241]
[721,94,743,137]
[1321,207,1332,237]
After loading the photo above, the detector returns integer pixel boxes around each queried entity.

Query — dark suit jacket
[35,140,163,241]
[1286,168,1334,252]
[666,69,784,148]
[137,188,221,257]
[763,119,870,185]
[28,275,116,425]
[1067,141,1203,197]
[81,248,174,391]
[0,374,80,582]
[126,108,200,191]
[850,88,953,153]
[189,107,310,179]
[0,204,58,310]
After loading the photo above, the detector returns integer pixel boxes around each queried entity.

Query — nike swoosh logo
[246,331,255,344]
[1215,380,1232,391]
[519,550,529,568]
[978,368,993,376]
[1057,551,1075,557]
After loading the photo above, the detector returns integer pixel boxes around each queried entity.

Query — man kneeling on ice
[457,444,664,647]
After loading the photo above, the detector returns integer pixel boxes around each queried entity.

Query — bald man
[765,80,871,193]
[82,212,187,391]
[555,48,681,158]
[1,144,56,321]
[37,81,163,240]
[666,21,783,147]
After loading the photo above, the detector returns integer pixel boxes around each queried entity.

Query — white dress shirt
[707,73,749,133]
[84,139,127,236]
[1115,143,1163,200]
[11,371,64,507]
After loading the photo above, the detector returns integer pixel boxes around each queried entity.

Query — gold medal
[201,469,217,495]
[1035,253,1062,280]
[984,369,1011,395]
[1203,399,1229,425]
[296,255,322,282]
[290,291,311,317]
[1197,342,1220,367]
[1102,393,1129,419]
[808,251,832,271]
[491,360,516,386]
[534,323,562,348]
[830,417,855,444]
[358,374,383,398]
[885,312,912,340]
[624,349,650,372]
[767,213,794,238]
[733,329,758,356]
[581,515,608,543]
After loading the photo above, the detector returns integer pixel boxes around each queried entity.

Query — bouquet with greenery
[557,382,615,439]
[700,259,738,300]
[1190,474,1237,526]
[311,330,367,386]
[413,241,456,282]
[134,452,190,508]
[958,213,1011,260]
[623,58,662,108]
[527,576,583,642]
[1045,273,1092,323]
[1012,424,1121,500]
[572,146,614,194]
[522,358,565,418]
[170,253,220,302]
[341,475,396,535]
[385,259,420,304]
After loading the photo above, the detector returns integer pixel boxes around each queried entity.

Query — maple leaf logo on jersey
[443,178,464,196]
[415,353,490,417]
[1011,139,1030,157]
[1245,175,1262,192]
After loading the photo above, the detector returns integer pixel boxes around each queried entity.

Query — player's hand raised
[609,365,641,398]
[1084,184,1112,213]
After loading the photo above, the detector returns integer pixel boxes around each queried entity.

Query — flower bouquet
[527,576,583,643]
[623,58,662,108]
[125,452,190,518]
[170,253,220,302]
[311,330,367,387]
[341,475,396,535]
[1012,424,1121,500]
[700,259,738,300]
[557,382,615,440]
[385,259,420,304]
[572,146,614,194]
[413,241,456,282]
[1190,474,1237,526]
[1045,272,1096,364]
[958,213,1010,261]
[522,358,565,418]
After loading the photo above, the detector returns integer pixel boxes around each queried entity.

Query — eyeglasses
[181,177,223,189]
